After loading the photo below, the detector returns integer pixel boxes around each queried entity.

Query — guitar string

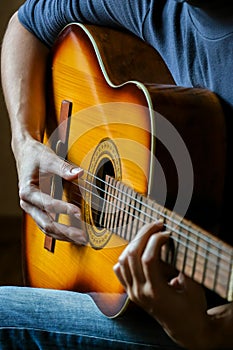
[61,183,230,284]
[82,182,230,271]
[70,170,232,256]
[71,169,231,254]
[67,173,231,265]
[60,177,231,272]
[46,157,231,267]
[58,158,228,255]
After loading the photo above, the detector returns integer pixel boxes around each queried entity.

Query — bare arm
[1,13,48,146]
[1,13,86,244]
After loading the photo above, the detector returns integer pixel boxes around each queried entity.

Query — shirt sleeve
[18,0,151,47]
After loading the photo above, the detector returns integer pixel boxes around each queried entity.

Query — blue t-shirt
[18,0,233,243]
[18,0,233,110]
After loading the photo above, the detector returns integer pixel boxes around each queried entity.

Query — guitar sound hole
[84,137,122,248]
[92,158,115,229]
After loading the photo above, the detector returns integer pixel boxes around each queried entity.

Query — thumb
[207,304,231,317]
[39,147,83,180]
[59,161,84,180]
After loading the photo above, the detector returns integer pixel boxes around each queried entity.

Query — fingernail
[74,212,81,219]
[161,230,171,236]
[156,219,164,226]
[70,167,83,175]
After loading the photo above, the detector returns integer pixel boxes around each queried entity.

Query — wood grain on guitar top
[23,24,228,318]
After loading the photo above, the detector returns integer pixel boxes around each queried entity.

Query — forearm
[1,12,49,158]
[1,12,85,243]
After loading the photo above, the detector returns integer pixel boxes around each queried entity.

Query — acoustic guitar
[23,23,231,318]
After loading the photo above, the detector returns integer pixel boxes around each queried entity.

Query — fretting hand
[114,221,224,350]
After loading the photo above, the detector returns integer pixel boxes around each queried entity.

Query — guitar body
[23,24,227,317]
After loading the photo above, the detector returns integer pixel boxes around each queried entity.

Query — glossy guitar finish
[23,23,229,318]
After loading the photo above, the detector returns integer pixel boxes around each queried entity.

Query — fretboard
[103,175,233,301]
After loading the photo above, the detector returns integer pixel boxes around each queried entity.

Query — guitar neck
[102,175,233,301]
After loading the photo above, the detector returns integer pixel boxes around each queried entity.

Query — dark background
[0,0,24,285]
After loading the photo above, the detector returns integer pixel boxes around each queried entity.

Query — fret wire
[226,252,233,300]
[78,171,232,255]
[109,177,121,235]
[79,177,232,285]
[102,178,112,230]
[69,183,232,271]
[109,180,117,232]
[126,188,133,241]
[213,245,221,291]
[114,184,125,237]
[141,198,149,224]
[125,184,135,239]
[127,188,137,242]
[164,222,231,268]
[76,175,233,259]
[119,181,130,238]
[115,184,126,237]
[173,244,230,292]
[162,209,172,265]
[173,225,196,276]
[67,178,231,268]
[62,166,232,298]
[165,241,230,291]
[123,185,132,240]
[131,192,142,240]
[99,184,107,228]
[169,211,180,268]
[227,252,233,300]
[166,220,230,271]
[208,239,231,295]
[191,233,200,280]
[69,163,230,270]
[116,181,127,239]
[172,237,230,291]
[151,199,161,222]
[115,181,126,238]
[201,239,210,285]
[112,180,123,236]
[107,177,115,234]
[68,181,232,267]
[172,234,230,275]
[181,224,190,274]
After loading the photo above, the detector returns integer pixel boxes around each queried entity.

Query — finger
[119,221,164,263]
[52,221,87,245]
[113,262,128,289]
[22,200,87,245]
[20,186,81,218]
[141,231,170,283]
[127,259,144,284]
[127,247,145,284]
[117,244,143,287]
[207,303,230,316]
[169,272,186,291]
[115,221,164,289]
[38,148,83,180]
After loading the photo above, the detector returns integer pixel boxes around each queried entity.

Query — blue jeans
[0,286,182,349]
